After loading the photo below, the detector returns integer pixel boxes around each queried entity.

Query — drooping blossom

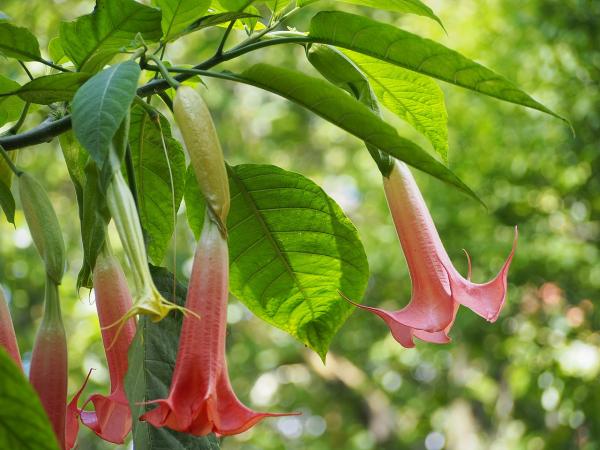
[76,252,136,444]
[29,277,68,449]
[141,217,295,436]
[349,160,517,348]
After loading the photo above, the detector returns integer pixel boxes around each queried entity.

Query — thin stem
[19,62,34,80]
[37,58,71,73]
[147,55,180,89]
[7,103,31,135]
[215,19,237,56]
[0,145,22,176]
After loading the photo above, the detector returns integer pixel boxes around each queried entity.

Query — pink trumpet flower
[77,252,136,444]
[142,217,295,436]
[0,286,22,368]
[350,160,517,348]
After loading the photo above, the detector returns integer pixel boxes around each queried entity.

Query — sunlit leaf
[128,105,186,264]
[227,164,369,359]
[60,0,162,72]
[156,0,211,41]
[344,50,449,162]
[0,348,61,450]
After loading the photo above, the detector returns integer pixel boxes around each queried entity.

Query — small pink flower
[349,161,517,347]
[141,218,296,436]
[0,286,21,368]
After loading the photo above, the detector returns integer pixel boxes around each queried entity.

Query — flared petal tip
[81,393,132,444]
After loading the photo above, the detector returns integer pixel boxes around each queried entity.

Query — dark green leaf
[0,348,61,450]
[0,22,42,62]
[125,266,220,450]
[15,73,90,105]
[128,105,186,264]
[72,61,141,168]
[227,164,369,359]
[183,165,206,240]
[224,64,478,200]
[60,0,162,72]
[0,75,25,127]
[0,181,15,224]
[308,11,565,121]
[156,0,211,41]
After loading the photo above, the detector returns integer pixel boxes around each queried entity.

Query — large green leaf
[344,50,449,162]
[299,0,443,28]
[0,348,61,450]
[125,266,220,450]
[308,11,565,121]
[222,63,478,199]
[156,0,211,41]
[0,22,42,62]
[72,61,141,168]
[14,73,90,105]
[128,105,186,264]
[227,164,369,359]
[0,75,24,127]
[60,0,162,73]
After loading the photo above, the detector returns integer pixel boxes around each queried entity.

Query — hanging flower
[0,286,22,368]
[141,217,295,436]
[348,160,517,347]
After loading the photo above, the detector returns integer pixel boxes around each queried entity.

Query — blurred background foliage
[0,0,598,449]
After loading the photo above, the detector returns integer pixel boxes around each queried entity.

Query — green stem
[7,103,31,135]
[43,277,63,326]
[19,61,33,80]
[0,144,22,176]
[147,55,180,89]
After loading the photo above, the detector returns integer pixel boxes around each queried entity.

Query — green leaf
[128,105,186,264]
[125,266,220,450]
[299,0,444,28]
[184,165,206,240]
[156,0,211,41]
[47,37,65,64]
[77,161,109,289]
[344,50,449,163]
[72,61,141,168]
[0,181,15,224]
[15,73,90,105]
[224,64,478,199]
[60,0,162,73]
[0,22,42,62]
[308,11,565,121]
[0,75,25,127]
[227,164,369,359]
[176,11,260,40]
[0,348,61,450]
